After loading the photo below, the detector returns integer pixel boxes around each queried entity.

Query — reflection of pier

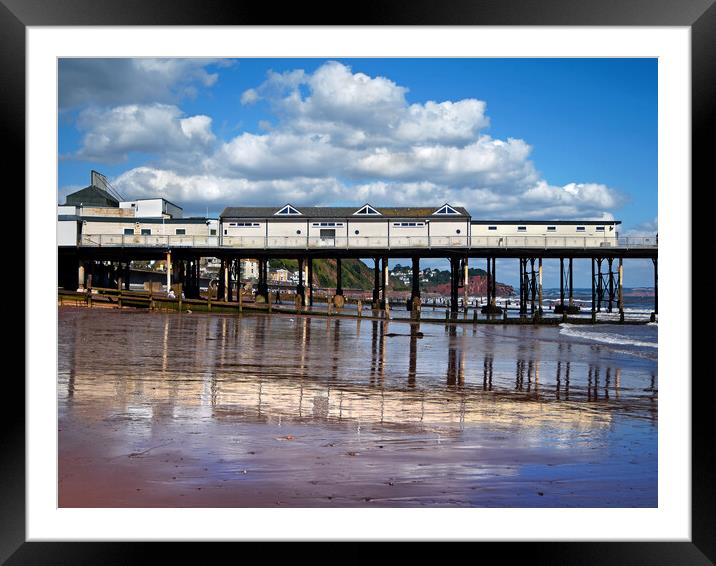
[58,312,661,437]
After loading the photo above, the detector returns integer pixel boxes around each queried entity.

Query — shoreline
[57,290,655,326]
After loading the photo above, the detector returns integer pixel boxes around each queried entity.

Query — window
[141,229,151,235]
[433,204,460,215]
[296,229,302,235]
[456,229,461,234]
[354,230,360,235]
[596,226,605,232]
[488,226,497,231]
[354,204,381,215]
[123,228,133,235]
[210,229,217,236]
[547,226,556,232]
[224,229,228,235]
[275,204,302,216]
[517,226,527,232]
[175,229,186,235]
[576,226,586,232]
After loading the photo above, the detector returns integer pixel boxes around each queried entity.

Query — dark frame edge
[4,0,712,562]
[691,0,716,563]
[0,1,26,565]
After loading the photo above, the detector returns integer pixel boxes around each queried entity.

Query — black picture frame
[4,0,710,561]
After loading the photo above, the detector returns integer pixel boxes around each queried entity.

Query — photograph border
[5,0,711,560]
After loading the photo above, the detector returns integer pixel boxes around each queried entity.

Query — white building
[220,203,471,249]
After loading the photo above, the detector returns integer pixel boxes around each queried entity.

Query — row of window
[392,222,426,227]
[123,228,217,236]
[488,226,605,232]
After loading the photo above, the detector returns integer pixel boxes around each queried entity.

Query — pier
[58,184,657,323]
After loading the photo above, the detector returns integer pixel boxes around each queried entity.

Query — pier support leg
[77,262,85,291]
[652,257,658,321]
[591,258,596,323]
[124,262,131,290]
[308,258,314,307]
[491,257,497,308]
[530,258,536,315]
[462,257,469,313]
[569,258,574,308]
[222,259,228,301]
[519,258,527,317]
[410,257,421,312]
[373,258,380,308]
[297,257,305,306]
[487,257,493,308]
[596,258,604,312]
[166,252,172,292]
[449,257,459,317]
[381,256,389,310]
[194,258,200,299]
[538,257,543,316]
[262,258,269,302]
[335,258,343,296]
[608,257,615,313]
[619,258,624,322]
[559,258,565,311]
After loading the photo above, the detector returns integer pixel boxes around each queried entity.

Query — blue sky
[58,58,657,286]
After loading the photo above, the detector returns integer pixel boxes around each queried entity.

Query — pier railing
[78,234,658,250]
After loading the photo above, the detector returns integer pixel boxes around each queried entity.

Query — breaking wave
[559,323,658,349]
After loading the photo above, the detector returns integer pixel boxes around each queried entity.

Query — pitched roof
[220,205,470,219]
[65,185,119,208]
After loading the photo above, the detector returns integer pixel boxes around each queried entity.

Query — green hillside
[269,258,389,290]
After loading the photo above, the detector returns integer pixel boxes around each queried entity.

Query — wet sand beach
[58,307,657,507]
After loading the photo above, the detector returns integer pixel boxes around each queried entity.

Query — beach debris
[276,435,295,441]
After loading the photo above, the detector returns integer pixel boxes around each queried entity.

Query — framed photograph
[6,0,710,560]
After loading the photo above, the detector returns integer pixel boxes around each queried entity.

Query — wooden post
[117,277,123,309]
[357,299,362,317]
[238,282,243,314]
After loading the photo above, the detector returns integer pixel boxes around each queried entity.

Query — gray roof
[65,185,119,208]
[470,220,621,225]
[73,216,213,224]
[220,205,470,219]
